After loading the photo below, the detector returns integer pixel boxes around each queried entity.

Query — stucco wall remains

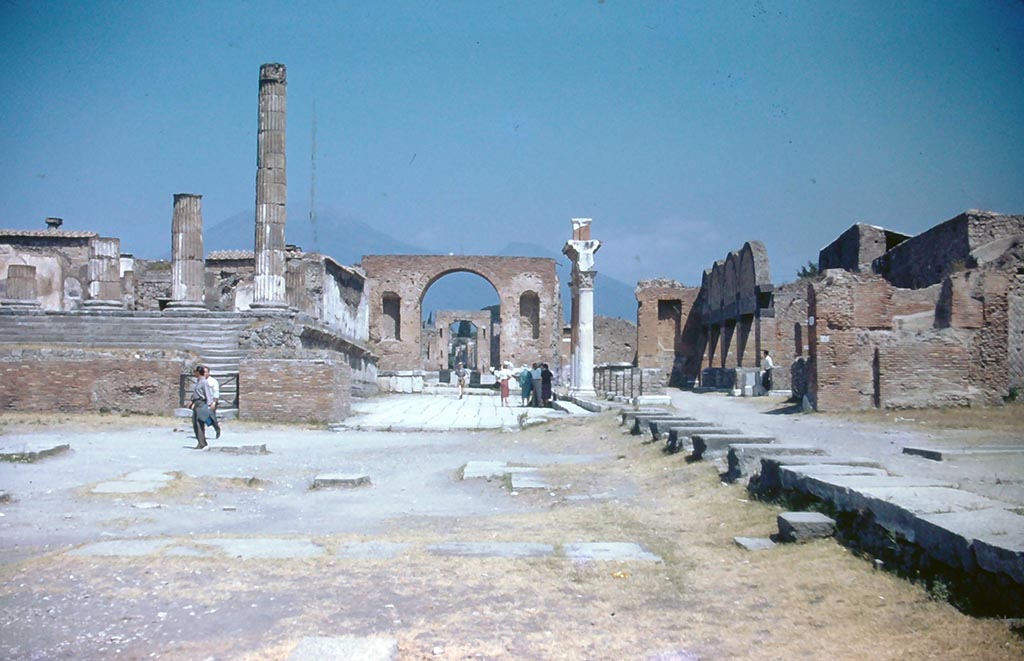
[361,254,560,371]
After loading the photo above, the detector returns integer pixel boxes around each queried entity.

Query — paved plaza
[1,391,1022,660]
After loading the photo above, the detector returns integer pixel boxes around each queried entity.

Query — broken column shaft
[252,62,288,309]
[167,193,206,310]
[84,237,123,309]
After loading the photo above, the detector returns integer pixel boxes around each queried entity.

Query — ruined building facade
[633,210,1024,411]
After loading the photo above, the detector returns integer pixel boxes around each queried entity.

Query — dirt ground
[1,411,1022,660]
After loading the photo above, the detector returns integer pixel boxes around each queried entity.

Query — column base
[571,389,598,399]
[82,300,124,310]
[164,301,209,313]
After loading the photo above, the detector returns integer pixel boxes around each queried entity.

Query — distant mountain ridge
[202,209,637,320]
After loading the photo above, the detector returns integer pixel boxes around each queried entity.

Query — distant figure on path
[540,363,553,406]
[496,362,513,408]
[518,365,533,407]
[188,365,215,449]
[202,366,222,439]
[455,362,469,399]
[761,350,775,394]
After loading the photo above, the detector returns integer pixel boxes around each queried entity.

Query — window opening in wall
[382,293,401,340]
[520,291,540,340]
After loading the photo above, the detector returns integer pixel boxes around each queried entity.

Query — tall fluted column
[562,218,600,398]
[84,237,123,309]
[252,62,288,309]
[167,193,206,310]
[1,264,40,308]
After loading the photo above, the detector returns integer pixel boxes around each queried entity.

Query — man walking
[188,365,215,449]
[203,366,222,439]
[761,350,775,394]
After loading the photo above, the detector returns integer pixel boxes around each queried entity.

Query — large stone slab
[754,455,885,493]
[335,542,409,560]
[620,408,667,426]
[903,445,1024,461]
[649,419,718,441]
[0,443,70,463]
[778,464,890,493]
[312,474,372,489]
[207,444,269,455]
[290,635,398,661]
[690,434,776,460]
[426,542,555,558]
[460,461,535,480]
[854,486,1012,546]
[563,542,661,562]
[778,511,836,542]
[734,536,776,551]
[190,537,326,559]
[725,444,824,482]
[510,469,548,490]
[915,508,1024,584]
[91,469,177,494]
[784,471,951,512]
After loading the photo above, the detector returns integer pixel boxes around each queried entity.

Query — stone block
[788,472,952,513]
[426,542,554,558]
[649,419,718,441]
[630,414,693,436]
[914,508,1024,584]
[620,407,669,426]
[725,444,824,482]
[690,434,775,460]
[754,455,884,494]
[777,463,889,493]
[734,536,776,551]
[0,443,71,463]
[563,542,661,562]
[207,444,269,455]
[777,511,836,542]
[334,542,408,560]
[290,636,398,661]
[312,473,371,489]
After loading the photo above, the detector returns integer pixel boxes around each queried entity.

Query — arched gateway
[361,255,561,371]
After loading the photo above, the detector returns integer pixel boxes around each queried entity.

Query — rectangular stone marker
[427,542,555,558]
[778,511,836,542]
[290,636,398,661]
[734,536,776,551]
[666,427,742,453]
[312,474,371,489]
[208,444,269,455]
[650,419,722,441]
[631,415,694,436]
[620,408,668,426]
[563,542,662,562]
[725,444,824,482]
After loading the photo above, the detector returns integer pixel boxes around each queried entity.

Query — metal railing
[179,374,239,409]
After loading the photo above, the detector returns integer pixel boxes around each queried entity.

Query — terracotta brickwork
[240,358,351,422]
[0,349,187,414]
[818,223,910,273]
[362,254,560,371]
[634,279,701,386]
[594,315,637,365]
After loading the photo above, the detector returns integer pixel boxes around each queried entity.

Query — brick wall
[0,349,188,413]
[634,279,701,385]
[594,315,637,365]
[240,358,351,422]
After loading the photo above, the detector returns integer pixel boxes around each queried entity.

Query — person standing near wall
[540,363,553,407]
[530,363,542,407]
[188,365,215,449]
[518,365,533,407]
[496,362,513,408]
[203,366,222,439]
[761,350,775,394]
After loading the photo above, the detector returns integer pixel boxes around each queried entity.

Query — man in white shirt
[761,350,775,394]
[202,366,222,438]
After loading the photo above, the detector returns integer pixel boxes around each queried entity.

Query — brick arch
[361,254,561,370]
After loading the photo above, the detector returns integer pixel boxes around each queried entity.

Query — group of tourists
[187,365,221,449]
[493,362,553,408]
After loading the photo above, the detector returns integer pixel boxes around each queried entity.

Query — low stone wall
[0,348,190,414]
[240,358,351,423]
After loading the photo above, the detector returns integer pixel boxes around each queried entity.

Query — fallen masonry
[776,511,836,543]
[689,433,777,460]
[312,473,372,489]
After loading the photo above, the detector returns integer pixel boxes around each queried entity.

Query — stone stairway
[0,312,250,409]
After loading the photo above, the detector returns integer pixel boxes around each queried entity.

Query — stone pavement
[333,392,582,432]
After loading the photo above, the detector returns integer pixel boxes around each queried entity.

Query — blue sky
[3,0,1023,290]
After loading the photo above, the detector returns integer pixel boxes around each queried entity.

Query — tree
[796,261,819,280]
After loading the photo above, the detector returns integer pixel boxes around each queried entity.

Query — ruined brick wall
[874,210,1024,289]
[765,281,810,394]
[818,223,910,273]
[361,255,560,371]
[594,315,636,365]
[635,279,701,386]
[0,348,189,413]
[433,309,493,372]
[239,358,351,422]
[134,259,173,310]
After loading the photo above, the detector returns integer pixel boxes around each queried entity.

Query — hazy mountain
[203,208,429,262]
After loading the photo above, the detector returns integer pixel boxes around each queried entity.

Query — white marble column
[252,62,288,309]
[562,218,600,398]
